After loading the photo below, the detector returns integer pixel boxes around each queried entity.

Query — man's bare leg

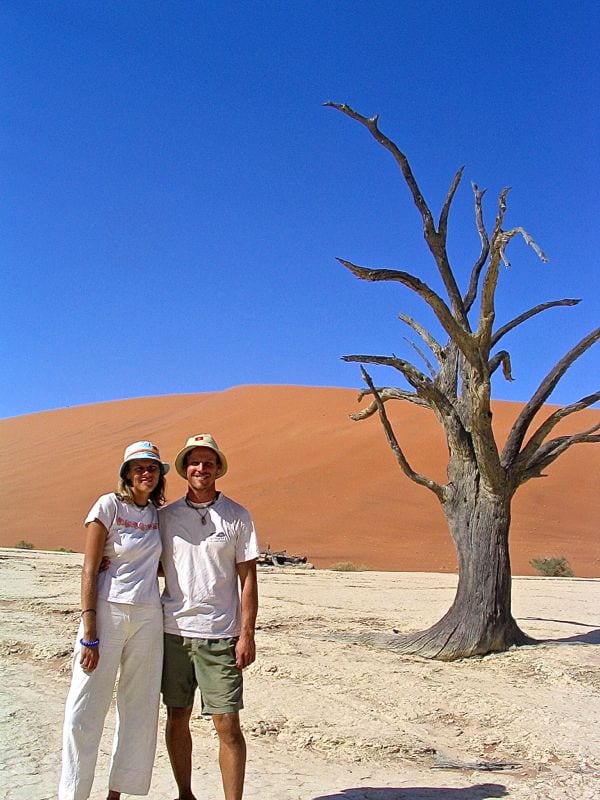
[212,712,246,800]
[166,705,197,800]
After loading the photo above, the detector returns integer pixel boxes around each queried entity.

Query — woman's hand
[80,643,100,672]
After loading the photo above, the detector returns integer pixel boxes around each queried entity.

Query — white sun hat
[119,440,170,478]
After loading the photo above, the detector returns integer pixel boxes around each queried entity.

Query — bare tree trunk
[389,468,534,659]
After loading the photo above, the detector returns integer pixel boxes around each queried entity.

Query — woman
[59,440,169,800]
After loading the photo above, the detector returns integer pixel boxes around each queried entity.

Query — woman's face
[125,459,161,494]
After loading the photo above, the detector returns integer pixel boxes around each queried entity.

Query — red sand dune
[1,386,598,576]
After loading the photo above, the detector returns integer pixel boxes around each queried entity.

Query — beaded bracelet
[80,608,96,617]
[80,638,100,647]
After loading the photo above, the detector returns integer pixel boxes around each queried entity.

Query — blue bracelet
[80,638,100,647]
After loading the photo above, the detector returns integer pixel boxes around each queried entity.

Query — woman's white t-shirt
[85,493,162,608]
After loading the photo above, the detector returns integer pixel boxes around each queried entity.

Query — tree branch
[519,426,600,482]
[515,392,600,471]
[491,299,581,348]
[324,101,435,233]
[398,313,444,363]
[502,327,600,467]
[488,350,514,380]
[498,227,549,268]
[491,187,510,240]
[337,258,474,358]
[342,353,429,390]
[359,367,445,501]
[463,183,489,313]
[438,167,464,240]
[477,188,510,347]
[404,337,437,378]
[344,354,471,459]
[352,387,432,420]
[478,194,549,353]
[325,101,468,326]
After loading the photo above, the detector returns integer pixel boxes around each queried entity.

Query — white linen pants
[58,599,163,800]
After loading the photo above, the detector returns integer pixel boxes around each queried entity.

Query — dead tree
[326,101,600,660]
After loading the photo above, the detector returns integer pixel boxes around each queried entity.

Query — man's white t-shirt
[85,493,162,608]
[159,494,260,639]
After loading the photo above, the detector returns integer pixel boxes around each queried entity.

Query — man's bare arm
[235,559,258,669]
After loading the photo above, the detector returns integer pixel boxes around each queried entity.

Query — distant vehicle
[257,545,312,568]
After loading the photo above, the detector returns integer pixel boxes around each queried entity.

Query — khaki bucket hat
[174,434,228,479]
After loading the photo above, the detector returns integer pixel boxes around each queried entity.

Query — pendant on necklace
[186,496,211,526]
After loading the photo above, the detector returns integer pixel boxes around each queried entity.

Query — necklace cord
[185,494,219,525]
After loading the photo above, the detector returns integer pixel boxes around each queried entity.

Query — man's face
[185,446,219,493]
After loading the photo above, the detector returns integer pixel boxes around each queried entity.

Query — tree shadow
[312,783,508,799]
[520,616,600,628]
[519,616,600,644]
[547,629,600,644]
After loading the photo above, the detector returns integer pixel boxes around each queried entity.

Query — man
[159,434,260,800]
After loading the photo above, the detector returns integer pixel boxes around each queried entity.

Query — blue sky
[2,1,598,419]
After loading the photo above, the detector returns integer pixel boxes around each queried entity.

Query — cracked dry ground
[1,550,599,800]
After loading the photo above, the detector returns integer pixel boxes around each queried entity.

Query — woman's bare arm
[79,519,107,671]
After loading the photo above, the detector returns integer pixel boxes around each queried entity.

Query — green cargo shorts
[161,633,244,714]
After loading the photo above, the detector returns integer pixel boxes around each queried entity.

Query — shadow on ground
[519,616,600,644]
[312,783,508,799]
[550,629,600,644]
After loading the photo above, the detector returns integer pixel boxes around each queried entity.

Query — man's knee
[212,712,244,745]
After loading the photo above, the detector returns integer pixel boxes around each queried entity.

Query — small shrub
[328,561,372,572]
[53,546,75,553]
[530,556,574,577]
[15,540,35,550]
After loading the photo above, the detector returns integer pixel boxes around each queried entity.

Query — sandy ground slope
[0,549,599,800]
[1,387,599,576]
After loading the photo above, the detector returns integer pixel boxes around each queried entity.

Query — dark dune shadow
[312,783,508,799]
